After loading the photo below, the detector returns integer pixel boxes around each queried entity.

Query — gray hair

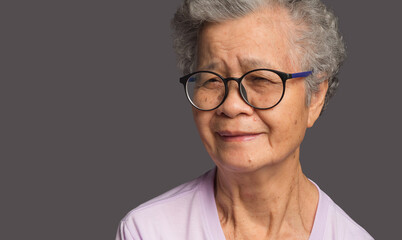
[172,0,346,112]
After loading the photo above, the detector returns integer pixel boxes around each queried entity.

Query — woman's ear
[307,80,328,128]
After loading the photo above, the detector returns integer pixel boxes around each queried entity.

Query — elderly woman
[116,0,373,239]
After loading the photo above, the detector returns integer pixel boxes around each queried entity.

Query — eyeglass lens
[185,70,284,110]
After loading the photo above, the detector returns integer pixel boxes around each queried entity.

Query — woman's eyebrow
[198,58,275,72]
[239,58,275,69]
[198,61,223,71]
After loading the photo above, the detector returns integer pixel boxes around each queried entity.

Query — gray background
[1,0,401,239]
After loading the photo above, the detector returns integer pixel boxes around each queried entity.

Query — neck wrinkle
[214,152,315,238]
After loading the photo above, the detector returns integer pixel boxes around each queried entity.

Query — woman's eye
[252,77,273,83]
[202,78,220,86]
[207,78,219,82]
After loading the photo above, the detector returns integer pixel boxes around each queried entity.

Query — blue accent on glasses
[290,71,313,79]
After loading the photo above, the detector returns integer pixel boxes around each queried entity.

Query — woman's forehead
[196,8,297,73]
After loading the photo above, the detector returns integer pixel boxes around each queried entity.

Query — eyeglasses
[179,68,312,111]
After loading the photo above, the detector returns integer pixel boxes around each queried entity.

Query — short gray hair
[172,0,346,112]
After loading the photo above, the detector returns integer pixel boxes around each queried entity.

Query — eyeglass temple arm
[289,71,313,79]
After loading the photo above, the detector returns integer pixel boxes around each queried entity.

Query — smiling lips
[217,131,262,142]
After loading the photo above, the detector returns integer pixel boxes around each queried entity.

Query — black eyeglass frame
[179,68,313,111]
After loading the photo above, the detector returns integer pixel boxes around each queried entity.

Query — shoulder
[320,189,374,240]
[116,169,215,240]
[122,172,204,221]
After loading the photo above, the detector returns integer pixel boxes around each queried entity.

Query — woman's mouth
[217,131,262,142]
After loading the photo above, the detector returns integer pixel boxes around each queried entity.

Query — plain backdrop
[1,0,401,239]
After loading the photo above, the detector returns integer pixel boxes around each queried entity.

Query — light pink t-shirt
[116,168,374,240]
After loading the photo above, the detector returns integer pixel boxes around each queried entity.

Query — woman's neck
[214,153,318,240]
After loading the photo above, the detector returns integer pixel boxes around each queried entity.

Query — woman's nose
[216,80,254,118]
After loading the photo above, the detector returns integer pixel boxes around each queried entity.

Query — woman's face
[193,7,326,173]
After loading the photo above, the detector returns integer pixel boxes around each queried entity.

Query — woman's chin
[210,147,290,175]
[212,155,270,174]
